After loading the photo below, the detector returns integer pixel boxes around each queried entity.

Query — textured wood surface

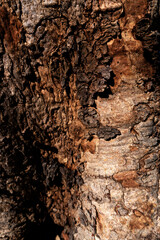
[0,0,159,239]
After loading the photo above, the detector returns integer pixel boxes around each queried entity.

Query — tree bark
[0,0,159,239]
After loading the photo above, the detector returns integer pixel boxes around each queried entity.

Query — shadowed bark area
[0,0,159,239]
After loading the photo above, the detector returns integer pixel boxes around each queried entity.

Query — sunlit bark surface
[0,0,159,239]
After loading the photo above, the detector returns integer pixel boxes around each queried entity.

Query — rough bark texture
[0,0,159,239]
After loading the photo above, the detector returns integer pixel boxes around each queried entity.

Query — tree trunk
[0,0,159,239]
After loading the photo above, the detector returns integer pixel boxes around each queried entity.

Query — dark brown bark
[0,0,159,239]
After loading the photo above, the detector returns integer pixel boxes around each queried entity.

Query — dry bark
[0,0,159,239]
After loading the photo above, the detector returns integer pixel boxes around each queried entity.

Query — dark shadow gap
[25,215,63,240]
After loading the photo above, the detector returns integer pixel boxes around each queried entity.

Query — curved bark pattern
[0,0,159,239]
